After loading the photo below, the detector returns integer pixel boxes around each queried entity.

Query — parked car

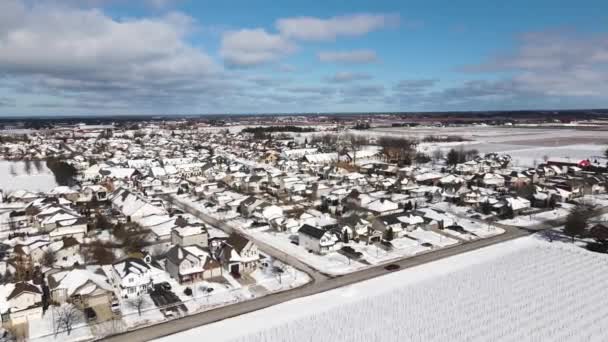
[84,307,97,322]
[384,264,400,271]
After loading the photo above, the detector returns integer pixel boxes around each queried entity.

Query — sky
[0,0,607,116]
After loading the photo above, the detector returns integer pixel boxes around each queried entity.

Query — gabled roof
[7,282,41,301]
[112,257,150,278]
[225,233,251,253]
[165,245,189,265]
[298,224,326,239]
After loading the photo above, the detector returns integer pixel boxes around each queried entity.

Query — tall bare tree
[345,134,368,165]
[55,305,83,336]
[128,295,146,316]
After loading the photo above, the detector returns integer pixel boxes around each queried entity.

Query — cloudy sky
[0,0,607,116]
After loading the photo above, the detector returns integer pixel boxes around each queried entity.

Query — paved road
[103,199,608,342]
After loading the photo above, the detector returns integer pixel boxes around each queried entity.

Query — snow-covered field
[0,160,56,192]
[366,126,607,167]
[157,235,608,342]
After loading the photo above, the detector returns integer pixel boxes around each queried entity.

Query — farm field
[366,126,608,167]
[157,235,608,342]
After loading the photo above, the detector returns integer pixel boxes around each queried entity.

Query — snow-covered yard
[114,256,310,331]
[156,235,608,342]
[247,229,369,276]
[0,160,57,192]
[499,203,574,227]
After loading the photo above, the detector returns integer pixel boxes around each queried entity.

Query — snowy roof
[112,258,150,279]
[48,267,112,297]
[366,199,399,213]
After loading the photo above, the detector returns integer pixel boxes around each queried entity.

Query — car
[384,264,400,271]
[111,300,120,312]
[84,307,97,322]
[154,282,171,292]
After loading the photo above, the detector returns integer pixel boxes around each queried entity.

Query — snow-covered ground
[365,126,607,167]
[499,203,574,227]
[156,235,608,342]
[247,229,369,275]
[116,257,309,331]
[0,160,57,192]
[178,195,504,276]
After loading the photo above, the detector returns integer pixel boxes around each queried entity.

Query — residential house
[165,245,221,284]
[297,224,338,255]
[110,256,158,298]
[0,282,43,325]
[47,267,114,309]
[171,220,209,248]
[217,234,259,274]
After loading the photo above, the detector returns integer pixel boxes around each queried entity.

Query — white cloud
[393,79,438,93]
[460,30,608,99]
[220,28,296,67]
[0,0,221,111]
[42,0,180,9]
[277,13,399,41]
[325,71,372,83]
[318,50,377,64]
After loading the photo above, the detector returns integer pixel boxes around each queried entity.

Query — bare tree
[345,134,368,165]
[24,159,32,175]
[55,305,83,336]
[33,159,43,173]
[128,295,146,316]
[378,137,417,165]
[432,149,444,162]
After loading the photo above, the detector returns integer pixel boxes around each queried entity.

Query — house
[297,224,338,255]
[47,267,114,309]
[480,173,505,188]
[217,234,260,275]
[47,237,82,267]
[79,185,109,202]
[170,217,209,247]
[372,211,425,238]
[1,282,43,325]
[110,256,157,298]
[165,245,221,284]
[110,188,166,220]
[505,196,532,213]
[364,198,400,216]
[12,238,50,262]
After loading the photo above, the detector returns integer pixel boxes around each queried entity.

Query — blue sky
[0,0,607,115]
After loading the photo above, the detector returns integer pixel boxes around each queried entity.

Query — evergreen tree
[342,229,349,243]
[385,227,394,241]
[564,206,588,242]
[446,149,459,165]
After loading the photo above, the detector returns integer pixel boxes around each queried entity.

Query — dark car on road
[384,264,400,271]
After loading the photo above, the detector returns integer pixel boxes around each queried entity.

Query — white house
[298,224,338,255]
[0,282,43,325]
[110,256,159,298]
[218,234,260,274]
